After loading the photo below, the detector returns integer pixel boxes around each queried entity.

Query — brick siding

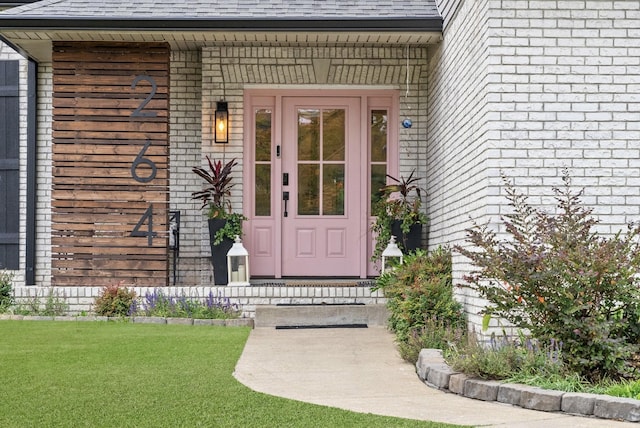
[429,0,640,327]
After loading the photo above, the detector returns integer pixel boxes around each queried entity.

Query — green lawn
[0,321,462,428]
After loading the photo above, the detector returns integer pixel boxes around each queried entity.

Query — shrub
[15,287,68,316]
[138,289,240,319]
[455,171,640,382]
[448,331,570,381]
[398,317,466,364]
[94,282,137,317]
[0,270,14,312]
[374,247,466,361]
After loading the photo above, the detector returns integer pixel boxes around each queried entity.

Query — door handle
[283,191,289,217]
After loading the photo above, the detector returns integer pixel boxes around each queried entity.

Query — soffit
[2,30,442,62]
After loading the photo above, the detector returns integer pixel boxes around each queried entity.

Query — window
[370,109,388,212]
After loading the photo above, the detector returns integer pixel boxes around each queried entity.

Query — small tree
[456,171,640,382]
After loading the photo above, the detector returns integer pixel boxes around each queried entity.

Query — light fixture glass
[381,235,403,273]
[215,101,228,144]
[227,235,250,286]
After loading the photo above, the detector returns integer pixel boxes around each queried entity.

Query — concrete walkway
[234,327,633,427]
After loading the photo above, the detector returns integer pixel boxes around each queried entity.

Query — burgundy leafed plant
[192,156,237,219]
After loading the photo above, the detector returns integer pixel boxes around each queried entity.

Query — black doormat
[275,324,368,330]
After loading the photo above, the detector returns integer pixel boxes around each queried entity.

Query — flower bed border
[416,349,640,423]
[0,314,254,327]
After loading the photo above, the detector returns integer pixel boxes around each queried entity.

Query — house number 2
[129,75,158,246]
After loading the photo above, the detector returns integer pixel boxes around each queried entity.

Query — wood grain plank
[51,41,170,287]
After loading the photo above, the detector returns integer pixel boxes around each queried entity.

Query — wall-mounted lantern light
[215,101,228,144]
[381,235,403,273]
[227,235,250,286]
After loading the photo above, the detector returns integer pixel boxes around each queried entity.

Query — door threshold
[250,279,375,287]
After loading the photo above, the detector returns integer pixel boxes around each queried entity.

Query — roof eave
[0,16,443,32]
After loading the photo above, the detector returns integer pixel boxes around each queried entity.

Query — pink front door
[280,97,362,276]
[244,90,399,279]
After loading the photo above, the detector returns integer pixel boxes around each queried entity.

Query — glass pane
[371,164,387,211]
[298,164,319,215]
[323,164,345,215]
[255,164,271,216]
[323,109,345,161]
[371,109,388,163]
[255,109,272,162]
[298,109,320,161]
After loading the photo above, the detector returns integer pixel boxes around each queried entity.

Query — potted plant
[371,170,428,263]
[192,156,246,285]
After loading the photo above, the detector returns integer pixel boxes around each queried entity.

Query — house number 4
[130,75,159,246]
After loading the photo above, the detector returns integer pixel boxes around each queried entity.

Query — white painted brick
[429,0,640,332]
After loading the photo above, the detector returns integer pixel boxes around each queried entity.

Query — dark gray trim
[0,159,18,168]
[0,1,38,5]
[0,35,38,63]
[25,58,36,285]
[0,233,19,245]
[0,17,443,32]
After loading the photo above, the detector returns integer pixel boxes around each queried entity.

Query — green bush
[398,317,466,363]
[448,332,570,382]
[456,171,640,382]
[374,247,466,361]
[93,282,137,317]
[14,288,68,316]
[0,270,14,312]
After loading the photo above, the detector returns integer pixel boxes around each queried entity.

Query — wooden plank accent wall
[52,42,170,287]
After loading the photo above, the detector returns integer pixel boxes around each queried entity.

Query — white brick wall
[12,285,386,318]
[35,63,53,287]
[428,0,492,326]
[430,0,640,327]
[169,50,203,285]
[487,0,640,235]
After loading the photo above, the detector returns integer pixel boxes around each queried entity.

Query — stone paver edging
[416,349,640,423]
[0,314,254,327]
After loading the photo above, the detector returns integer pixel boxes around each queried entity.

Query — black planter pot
[390,220,423,252]
[208,219,234,285]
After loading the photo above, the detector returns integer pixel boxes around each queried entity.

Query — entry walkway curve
[234,327,633,427]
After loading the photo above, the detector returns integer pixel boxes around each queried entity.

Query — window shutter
[0,60,19,269]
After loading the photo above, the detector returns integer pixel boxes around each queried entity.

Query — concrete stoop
[254,304,388,328]
[416,349,640,423]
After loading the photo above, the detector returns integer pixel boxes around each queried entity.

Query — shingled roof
[0,0,442,61]
[0,0,442,30]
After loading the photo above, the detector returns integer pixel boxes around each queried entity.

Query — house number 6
[130,75,159,246]
[131,139,157,183]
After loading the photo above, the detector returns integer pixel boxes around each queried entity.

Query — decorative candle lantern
[381,235,403,273]
[214,101,228,144]
[227,235,250,286]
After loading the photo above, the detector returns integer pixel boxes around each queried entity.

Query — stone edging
[416,349,640,423]
[0,314,254,327]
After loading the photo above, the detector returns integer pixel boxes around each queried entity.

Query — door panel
[282,97,361,276]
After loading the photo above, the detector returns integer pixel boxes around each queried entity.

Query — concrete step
[254,304,389,328]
